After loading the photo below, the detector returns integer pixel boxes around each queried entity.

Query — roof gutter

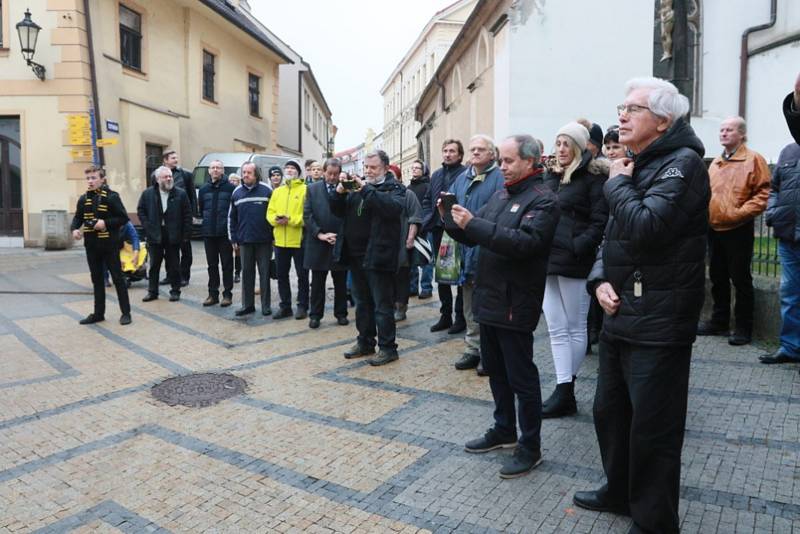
[738,0,777,118]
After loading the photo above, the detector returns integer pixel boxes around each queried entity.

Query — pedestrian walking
[422,139,466,334]
[696,116,770,346]
[540,122,608,418]
[447,134,559,478]
[761,73,800,368]
[573,77,710,534]
[331,150,405,366]
[71,166,132,325]
[198,159,236,307]
[229,162,273,316]
[303,158,349,329]
[450,134,504,374]
[138,166,192,302]
[268,160,309,320]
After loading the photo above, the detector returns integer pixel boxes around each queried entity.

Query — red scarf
[504,166,543,188]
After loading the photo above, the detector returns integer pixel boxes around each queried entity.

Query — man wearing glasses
[573,77,710,534]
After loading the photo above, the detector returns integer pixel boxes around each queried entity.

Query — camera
[341,179,358,191]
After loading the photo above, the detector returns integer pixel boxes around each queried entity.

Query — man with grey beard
[137,165,192,302]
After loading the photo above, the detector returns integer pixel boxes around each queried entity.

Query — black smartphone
[342,179,358,191]
[440,193,457,228]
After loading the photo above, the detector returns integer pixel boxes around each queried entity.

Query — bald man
[697,116,770,346]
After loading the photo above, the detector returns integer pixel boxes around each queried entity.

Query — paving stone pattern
[0,243,799,533]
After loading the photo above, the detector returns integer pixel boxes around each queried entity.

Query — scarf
[504,167,543,188]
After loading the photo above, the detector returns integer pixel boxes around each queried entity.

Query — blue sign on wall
[106,121,120,133]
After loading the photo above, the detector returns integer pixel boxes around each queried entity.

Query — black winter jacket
[588,118,710,346]
[408,176,431,228]
[137,186,192,245]
[544,151,608,278]
[765,94,800,243]
[422,162,465,233]
[447,174,560,332]
[331,174,405,272]
[198,178,235,238]
[70,186,129,248]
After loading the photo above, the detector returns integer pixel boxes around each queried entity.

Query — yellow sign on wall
[95,138,119,147]
[67,114,93,146]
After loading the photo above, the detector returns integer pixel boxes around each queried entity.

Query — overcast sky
[250,0,457,151]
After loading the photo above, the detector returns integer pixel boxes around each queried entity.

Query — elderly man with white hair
[573,77,710,534]
[137,165,192,302]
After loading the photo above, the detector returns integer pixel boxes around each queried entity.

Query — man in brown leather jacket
[697,116,770,345]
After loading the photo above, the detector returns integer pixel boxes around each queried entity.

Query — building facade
[417,0,800,166]
[243,3,334,163]
[0,0,288,246]
[380,0,476,182]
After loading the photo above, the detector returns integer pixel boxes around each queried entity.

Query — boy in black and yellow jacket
[70,166,132,325]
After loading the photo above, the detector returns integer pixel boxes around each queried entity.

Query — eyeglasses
[616,104,651,115]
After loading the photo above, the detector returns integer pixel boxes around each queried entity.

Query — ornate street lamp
[16,9,46,81]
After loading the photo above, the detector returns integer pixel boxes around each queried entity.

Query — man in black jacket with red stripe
[444,134,559,479]
[70,166,132,325]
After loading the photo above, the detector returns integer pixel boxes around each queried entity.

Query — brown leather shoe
[220,296,232,307]
[203,295,219,307]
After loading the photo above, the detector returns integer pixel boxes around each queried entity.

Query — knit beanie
[588,123,604,150]
[268,165,283,177]
[556,122,590,151]
[284,160,302,175]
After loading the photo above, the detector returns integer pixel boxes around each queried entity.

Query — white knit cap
[556,122,590,152]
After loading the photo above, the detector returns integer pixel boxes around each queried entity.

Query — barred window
[203,50,216,102]
[248,73,260,117]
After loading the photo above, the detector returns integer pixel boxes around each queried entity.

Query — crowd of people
[68,74,800,534]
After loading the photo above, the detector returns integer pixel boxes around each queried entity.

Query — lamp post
[16,9,46,81]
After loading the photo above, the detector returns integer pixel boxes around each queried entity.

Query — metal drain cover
[151,373,246,407]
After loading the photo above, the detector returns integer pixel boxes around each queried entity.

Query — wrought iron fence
[752,212,781,277]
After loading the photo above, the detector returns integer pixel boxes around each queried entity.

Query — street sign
[96,138,119,147]
[67,114,92,145]
[106,120,120,133]
[70,148,94,159]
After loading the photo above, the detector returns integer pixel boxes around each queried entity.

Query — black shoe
[119,313,132,325]
[235,306,255,317]
[394,305,407,322]
[454,353,480,370]
[203,295,219,307]
[309,318,321,329]
[476,361,488,377]
[180,279,189,287]
[369,349,399,366]
[159,277,169,286]
[294,307,308,320]
[262,308,272,316]
[573,488,630,516]
[464,428,517,453]
[541,381,577,419]
[142,293,158,302]
[273,308,293,320]
[499,446,542,479]
[343,343,376,359]
[430,315,452,332]
[79,313,105,325]
[448,316,466,335]
[728,328,752,346]
[337,316,349,326]
[234,273,241,283]
[696,320,728,336]
[419,291,432,299]
[759,350,798,364]
[169,292,180,302]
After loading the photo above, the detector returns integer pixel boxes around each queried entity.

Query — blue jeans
[779,241,800,357]
[409,233,434,295]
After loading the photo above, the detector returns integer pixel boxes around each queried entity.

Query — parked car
[191,152,295,236]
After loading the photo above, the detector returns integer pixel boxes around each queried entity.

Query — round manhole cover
[151,373,247,408]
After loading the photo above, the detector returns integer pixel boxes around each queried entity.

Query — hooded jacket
[588,118,710,346]
[267,177,307,248]
[765,94,800,243]
[446,173,560,332]
[450,161,505,281]
[543,150,609,279]
[708,144,770,232]
[330,173,406,272]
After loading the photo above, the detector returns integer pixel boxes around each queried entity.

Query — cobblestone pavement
[1,243,799,533]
